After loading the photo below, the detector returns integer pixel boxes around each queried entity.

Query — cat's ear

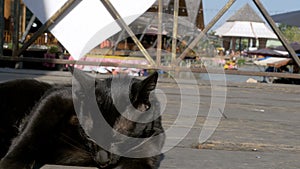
[132,71,158,103]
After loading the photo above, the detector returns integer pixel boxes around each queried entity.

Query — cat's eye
[145,104,151,111]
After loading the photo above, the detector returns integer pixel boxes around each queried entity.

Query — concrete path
[1,68,299,169]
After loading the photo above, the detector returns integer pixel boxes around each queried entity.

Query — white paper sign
[23,0,155,60]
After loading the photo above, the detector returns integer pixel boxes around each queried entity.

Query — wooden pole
[21,1,26,35]
[171,0,179,67]
[12,0,20,57]
[20,15,35,43]
[100,0,156,66]
[0,0,4,56]
[17,0,78,56]
[176,0,236,65]
[4,0,9,19]
[253,0,300,67]
[156,0,163,66]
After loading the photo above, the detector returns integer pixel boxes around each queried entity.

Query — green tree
[278,24,300,43]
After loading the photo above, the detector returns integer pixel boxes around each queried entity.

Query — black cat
[71,68,165,169]
[0,68,165,169]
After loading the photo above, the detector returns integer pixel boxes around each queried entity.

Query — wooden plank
[41,165,96,169]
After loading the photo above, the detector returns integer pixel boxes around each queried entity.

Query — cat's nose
[95,150,111,167]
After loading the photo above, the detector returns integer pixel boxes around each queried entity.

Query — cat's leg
[0,89,73,169]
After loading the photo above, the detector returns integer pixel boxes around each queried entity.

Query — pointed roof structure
[215,3,277,39]
[227,3,263,23]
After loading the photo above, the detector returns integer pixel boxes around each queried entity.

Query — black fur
[0,80,110,168]
[0,69,165,169]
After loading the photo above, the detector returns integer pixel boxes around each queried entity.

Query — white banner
[23,0,155,60]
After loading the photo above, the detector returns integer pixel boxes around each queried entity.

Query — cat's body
[0,69,165,169]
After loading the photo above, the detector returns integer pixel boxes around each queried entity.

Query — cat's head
[70,67,164,159]
[70,67,161,134]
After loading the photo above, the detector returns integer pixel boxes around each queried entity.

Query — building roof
[215,21,277,39]
[271,10,300,27]
[227,3,264,23]
[215,3,277,39]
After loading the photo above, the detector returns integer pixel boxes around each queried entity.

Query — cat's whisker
[59,133,90,155]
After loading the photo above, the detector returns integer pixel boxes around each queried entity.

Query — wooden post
[17,0,78,56]
[253,0,300,67]
[176,0,236,65]
[0,0,4,56]
[4,0,9,19]
[171,0,179,66]
[12,0,20,57]
[21,1,26,35]
[156,0,163,66]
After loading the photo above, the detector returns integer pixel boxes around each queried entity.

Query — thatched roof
[215,3,277,39]
[227,3,264,23]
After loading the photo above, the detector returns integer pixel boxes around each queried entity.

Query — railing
[0,55,300,80]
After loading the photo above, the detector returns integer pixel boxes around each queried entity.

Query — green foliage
[278,24,300,43]
[48,45,59,54]
[237,58,246,66]
[4,43,22,49]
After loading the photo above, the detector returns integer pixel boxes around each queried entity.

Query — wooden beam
[252,0,300,67]
[20,15,36,43]
[1,55,300,79]
[0,55,154,69]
